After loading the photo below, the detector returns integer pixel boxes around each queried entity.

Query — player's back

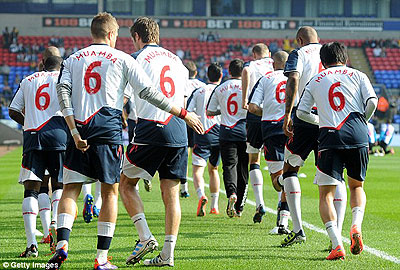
[187,84,220,146]
[132,45,188,147]
[285,43,322,104]
[246,57,274,97]
[9,70,68,153]
[303,65,376,149]
[185,78,206,98]
[18,71,62,130]
[61,44,138,122]
[209,78,246,141]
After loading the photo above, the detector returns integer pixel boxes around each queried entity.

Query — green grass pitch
[0,147,399,269]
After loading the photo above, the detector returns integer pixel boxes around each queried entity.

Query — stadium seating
[0,36,398,119]
[365,47,400,89]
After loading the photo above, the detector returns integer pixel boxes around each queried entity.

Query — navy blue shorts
[246,122,263,151]
[128,119,137,143]
[285,115,319,167]
[19,150,65,183]
[264,135,286,162]
[63,142,124,185]
[316,147,369,185]
[192,144,220,167]
[123,144,188,181]
[187,125,195,148]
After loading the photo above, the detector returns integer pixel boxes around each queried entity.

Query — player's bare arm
[206,109,221,117]
[8,108,24,126]
[283,71,299,137]
[241,66,250,109]
[248,103,262,116]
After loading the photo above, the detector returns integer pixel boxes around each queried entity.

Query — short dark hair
[229,59,244,77]
[184,61,197,78]
[130,17,159,44]
[320,42,348,67]
[44,56,63,71]
[207,63,223,82]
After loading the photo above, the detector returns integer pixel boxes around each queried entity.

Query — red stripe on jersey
[321,113,351,130]
[204,123,217,134]
[125,151,138,167]
[75,107,102,125]
[262,114,285,122]
[141,115,174,125]
[25,116,53,131]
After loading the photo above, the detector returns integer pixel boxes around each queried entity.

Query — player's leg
[192,145,211,216]
[235,141,249,217]
[319,185,345,260]
[19,150,47,257]
[247,123,265,220]
[334,181,347,237]
[315,149,346,260]
[93,181,102,218]
[143,146,187,267]
[94,182,118,267]
[208,147,221,214]
[346,147,368,255]
[20,180,41,258]
[82,183,94,223]
[278,191,291,234]
[121,144,164,265]
[38,176,51,243]
[220,140,238,218]
[181,126,194,198]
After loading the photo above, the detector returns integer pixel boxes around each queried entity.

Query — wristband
[70,128,79,137]
[178,108,187,119]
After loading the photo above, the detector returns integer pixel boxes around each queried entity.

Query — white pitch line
[187,177,400,264]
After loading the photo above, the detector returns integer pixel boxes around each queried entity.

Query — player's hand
[242,99,248,110]
[72,134,90,152]
[122,118,128,129]
[283,115,294,138]
[184,112,204,135]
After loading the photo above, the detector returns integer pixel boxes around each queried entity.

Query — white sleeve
[206,89,219,112]
[124,83,133,99]
[360,73,377,105]
[297,83,314,113]
[249,78,265,106]
[8,83,24,112]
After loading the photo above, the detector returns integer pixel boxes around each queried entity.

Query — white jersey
[250,70,287,122]
[367,122,376,144]
[207,78,247,141]
[185,78,206,98]
[245,57,274,98]
[58,44,152,123]
[298,65,377,149]
[187,83,220,132]
[380,123,395,144]
[9,71,62,131]
[132,44,188,147]
[284,43,323,105]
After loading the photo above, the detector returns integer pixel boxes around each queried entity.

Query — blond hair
[91,12,119,39]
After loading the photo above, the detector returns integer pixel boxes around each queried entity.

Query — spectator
[283,37,292,52]
[234,40,241,51]
[176,48,184,59]
[11,27,18,44]
[207,31,215,42]
[2,27,10,48]
[228,42,234,51]
[215,31,221,42]
[0,62,10,81]
[2,80,12,100]
[9,42,18,53]
[58,45,65,58]
[373,46,382,57]
[198,32,206,42]
[184,49,191,59]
